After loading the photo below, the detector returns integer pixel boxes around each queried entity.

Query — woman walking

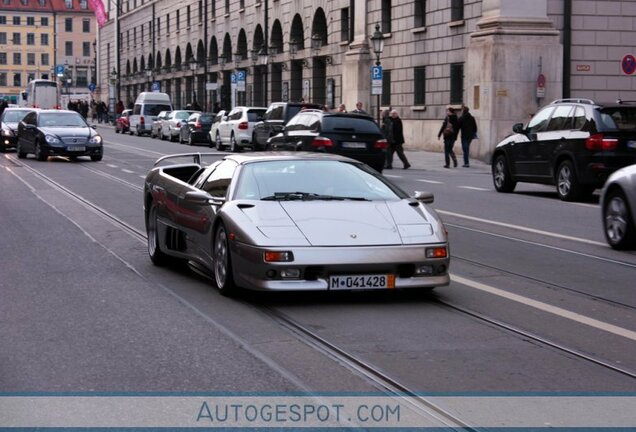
[437,107,459,168]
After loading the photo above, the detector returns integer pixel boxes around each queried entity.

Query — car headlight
[45,134,61,144]
[89,135,102,145]
[1,128,13,137]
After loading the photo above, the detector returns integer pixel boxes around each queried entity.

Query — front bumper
[44,144,103,158]
[230,242,450,291]
[1,135,17,149]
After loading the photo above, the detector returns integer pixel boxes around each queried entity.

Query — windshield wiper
[261,192,369,201]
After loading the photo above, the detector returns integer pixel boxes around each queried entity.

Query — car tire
[492,154,516,193]
[91,155,103,162]
[214,223,236,296]
[147,202,170,266]
[160,130,166,141]
[252,133,259,151]
[603,188,636,250]
[230,134,240,153]
[35,142,47,161]
[556,160,590,201]
[170,130,177,142]
[188,135,194,146]
[179,133,184,144]
[215,132,223,151]
[115,127,120,134]
[16,141,27,159]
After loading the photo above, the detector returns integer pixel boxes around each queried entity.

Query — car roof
[37,109,79,114]
[222,151,362,166]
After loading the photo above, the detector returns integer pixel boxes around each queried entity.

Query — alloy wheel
[605,195,628,244]
[557,164,572,198]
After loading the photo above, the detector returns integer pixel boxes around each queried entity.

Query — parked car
[214,106,267,152]
[115,109,132,134]
[1,107,34,151]
[129,92,172,136]
[251,102,323,150]
[267,111,388,172]
[601,164,636,249]
[16,109,103,161]
[208,110,226,149]
[151,110,170,138]
[491,98,636,201]
[143,152,450,296]
[161,110,199,142]
[179,112,214,145]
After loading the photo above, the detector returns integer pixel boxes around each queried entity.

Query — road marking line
[452,274,636,341]
[417,179,444,184]
[139,175,146,179]
[383,174,402,178]
[459,186,488,191]
[438,209,606,247]
[121,169,134,174]
[106,164,119,169]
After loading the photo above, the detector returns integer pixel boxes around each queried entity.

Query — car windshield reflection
[39,112,87,127]
[2,110,32,123]
[234,160,405,201]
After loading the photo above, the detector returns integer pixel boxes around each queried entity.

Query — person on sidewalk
[351,102,368,115]
[437,107,459,168]
[386,110,411,169]
[458,105,478,167]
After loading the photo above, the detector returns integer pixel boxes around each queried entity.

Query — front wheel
[603,189,636,250]
[214,224,236,296]
[147,202,169,266]
[35,142,47,161]
[492,155,516,192]
[16,141,27,159]
[556,160,591,201]
[215,132,223,151]
[230,134,240,153]
[91,154,103,162]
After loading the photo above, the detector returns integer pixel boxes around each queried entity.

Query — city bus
[21,79,62,109]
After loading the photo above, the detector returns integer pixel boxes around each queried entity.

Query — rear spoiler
[154,152,219,166]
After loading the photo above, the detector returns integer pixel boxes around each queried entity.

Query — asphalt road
[1,126,635,400]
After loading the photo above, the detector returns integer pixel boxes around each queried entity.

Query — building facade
[97,0,636,160]
[0,0,97,105]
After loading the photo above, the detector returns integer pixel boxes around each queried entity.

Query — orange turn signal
[264,251,294,262]
[426,247,447,258]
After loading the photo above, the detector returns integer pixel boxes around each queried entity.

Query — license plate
[329,274,395,290]
[341,141,367,149]
[67,145,85,151]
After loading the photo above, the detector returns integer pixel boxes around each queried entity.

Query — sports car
[143,152,450,295]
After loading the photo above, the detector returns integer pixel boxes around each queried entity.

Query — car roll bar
[153,152,220,166]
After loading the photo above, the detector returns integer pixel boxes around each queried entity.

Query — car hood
[39,126,92,137]
[239,200,435,246]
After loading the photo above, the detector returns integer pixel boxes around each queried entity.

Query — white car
[601,164,636,250]
[208,110,226,149]
[214,106,266,152]
[161,110,199,142]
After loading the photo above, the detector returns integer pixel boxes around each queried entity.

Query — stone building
[97,0,636,160]
[0,0,97,104]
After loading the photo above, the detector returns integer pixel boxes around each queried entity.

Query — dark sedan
[1,108,34,151]
[16,109,103,161]
[267,111,388,172]
[179,112,213,145]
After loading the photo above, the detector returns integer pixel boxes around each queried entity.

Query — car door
[539,104,574,178]
[19,111,38,151]
[181,159,237,265]
[510,106,555,178]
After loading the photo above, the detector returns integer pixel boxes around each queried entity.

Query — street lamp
[369,23,385,124]
[146,68,154,91]
[188,56,197,106]
[218,53,226,69]
[109,68,118,124]
[64,60,71,97]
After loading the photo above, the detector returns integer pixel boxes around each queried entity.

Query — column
[341,0,372,110]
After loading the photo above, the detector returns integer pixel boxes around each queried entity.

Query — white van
[129,92,172,136]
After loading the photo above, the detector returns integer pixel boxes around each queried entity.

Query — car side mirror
[413,191,434,204]
[512,123,525,133]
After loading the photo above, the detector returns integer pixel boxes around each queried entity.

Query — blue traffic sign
[230,73,237,84]
[88,83,96,92]
[372,66,383,80]
[151,81,161,92]
[237,70,246,81]
[55,65,65,76]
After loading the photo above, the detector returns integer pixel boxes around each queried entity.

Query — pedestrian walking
[437,107,459,168]
[386,110,411,169]
[337,103,347,113]
[351,102,368,115]
[458,105,478,167]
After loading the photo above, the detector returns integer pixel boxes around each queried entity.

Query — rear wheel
[188,134,194,146]
[603,189,636,250]
[179,132,185,144]
[215,132,223,150]
[147,202,169,266]
[556,160,591,201]
[35,142,47,161]
[115,127,120,134]
[492,155,516,192]
[230,134,240,152]
[214,223,236,296]
[136,126,142,136]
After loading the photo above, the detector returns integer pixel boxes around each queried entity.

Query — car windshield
[175,111,193,120]
[598,107,636,131]
[234,160,405,201]
[322,117,381,133]
[2,110,31,123]
[200,114,213,123]
[38,112,86,127]
[247,109,266,122]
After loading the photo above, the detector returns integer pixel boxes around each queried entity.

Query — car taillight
[585,133,618,151]
[140,116,145,125]
[195,121,202,129]
[176,121,181,128]
[311,137,334,148]
[238,121,248,130]
[374,139,389,149]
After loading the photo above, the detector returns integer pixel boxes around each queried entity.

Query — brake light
[374,139,389,149]
[585,133,618,151]
[140,116,145,125]
[238,121,248,130]
[311,137,334,148]
[195,121,202,129]
[176,121,181,128]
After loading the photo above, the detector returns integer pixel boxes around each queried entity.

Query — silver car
[601,164,636,249]
[214,106,266,152]
[150,110,170,138]
[161,110,199,141]
[143,152,450,296]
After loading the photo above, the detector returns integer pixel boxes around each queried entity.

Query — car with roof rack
[491,98,636,201]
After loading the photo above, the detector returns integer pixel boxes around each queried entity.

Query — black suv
[251,102,322,150]
[267,111,388,172]
[492,99,636,201]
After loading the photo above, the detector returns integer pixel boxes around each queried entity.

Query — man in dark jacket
[386,110,411,169]
[437,107,459,168]
[458,105,478,167]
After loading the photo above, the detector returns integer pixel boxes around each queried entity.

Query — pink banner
[88,0,108,28]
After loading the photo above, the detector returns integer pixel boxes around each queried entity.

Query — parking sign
[371,66,383,95]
